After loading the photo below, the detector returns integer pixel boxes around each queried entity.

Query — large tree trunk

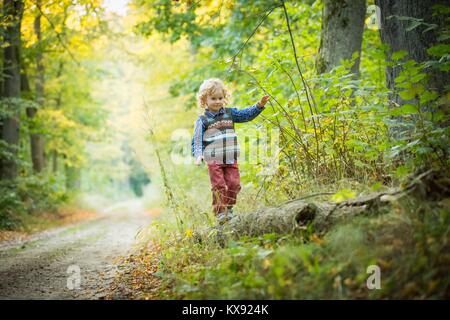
[1,0,23,180]
[316,0,367,75]
[28,0,45,173]
[375,0,449,105]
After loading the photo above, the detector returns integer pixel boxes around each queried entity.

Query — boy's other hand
[195,155,204,166]
[258,95,270,108]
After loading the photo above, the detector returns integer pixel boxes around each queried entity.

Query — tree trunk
[316,0,367,75]
[52,150,58,173]
[218,200,370,238]
[1,0,23,180]
[52,61,65,174]
[65,163,80,191]
[22,72,45,173]
[375,0,449,105]
[28,0,45,173]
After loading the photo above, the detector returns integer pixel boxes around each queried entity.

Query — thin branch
[32,0,80,66]
[280,192,336,206]
[228,5,281,73]
[238,68,315,162]
[281,0,321,161]
[274,58,308,134]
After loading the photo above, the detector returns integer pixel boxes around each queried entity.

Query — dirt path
[0,199,151,299]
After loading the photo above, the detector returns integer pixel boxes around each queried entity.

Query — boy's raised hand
[258,95,270,108]
[195,155,204,166]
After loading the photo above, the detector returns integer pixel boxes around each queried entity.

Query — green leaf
[404,60,417,68]
[399,90,415,100]
[398,84,424,100]
[406,139,421,149]
[392,104,418,115]
[395,165,410,178]
[391,50,408,61]
[410,73,426,83]
[416,147,433,155]
[422,24,438,34]
[371,182,382,191]
[257,249,273,259]
[394,74,407,83]
[427,44,450,57]
[331,189,356,203]
[405,20,423,32]
[420,90,438,104]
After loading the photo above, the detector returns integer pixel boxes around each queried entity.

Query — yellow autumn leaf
[310,233,324,245]
[263,259,271,269]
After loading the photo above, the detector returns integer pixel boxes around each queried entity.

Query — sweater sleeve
[192,117,205,157]
[229,103,265,123]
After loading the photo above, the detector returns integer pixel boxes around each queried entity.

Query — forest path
[0,198,151,299]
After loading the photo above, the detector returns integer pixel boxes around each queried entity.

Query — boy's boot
[216,212,229,225]
[217,207,235,225]
[226,206,235,219]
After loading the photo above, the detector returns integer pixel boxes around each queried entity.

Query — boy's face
[206,89,224,112]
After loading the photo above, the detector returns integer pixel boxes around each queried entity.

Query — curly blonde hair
[196,78,231,108]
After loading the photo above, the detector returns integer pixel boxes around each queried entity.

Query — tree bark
[22,72,45,174]
[375,0,449,105]
[1,0,23,180]
[52,61,65,174]
[65,160,80,191]
[316,0,367,75]
[220,199,372,238]
[28,0,45,173]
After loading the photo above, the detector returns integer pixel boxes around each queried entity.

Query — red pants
[207,162,241,215]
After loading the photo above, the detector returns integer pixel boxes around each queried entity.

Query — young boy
[192,78,269,224]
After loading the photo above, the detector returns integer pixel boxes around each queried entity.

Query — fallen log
[195,198,385,244]
[222,197,379,238]
[194,168,448,242]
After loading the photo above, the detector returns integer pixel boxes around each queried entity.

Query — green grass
[132,195,449,299]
